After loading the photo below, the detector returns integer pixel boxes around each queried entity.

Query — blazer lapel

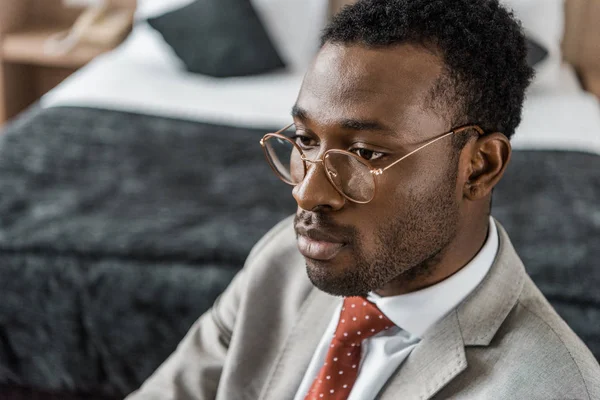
[379,219,526,399]
[259,287,339,400]
[456,221,525,347]
[378,310,467,400]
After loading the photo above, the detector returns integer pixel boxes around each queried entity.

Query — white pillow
[500,0,565,92]
[250,0,329,73]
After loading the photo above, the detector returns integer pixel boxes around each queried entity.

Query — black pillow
[526,36,549,68]
[147,0,285,77]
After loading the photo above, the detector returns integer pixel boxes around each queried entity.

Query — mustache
[294,211,357,244]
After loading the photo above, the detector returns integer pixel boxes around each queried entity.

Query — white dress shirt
[294,218,499,400]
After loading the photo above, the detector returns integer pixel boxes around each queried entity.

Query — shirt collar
[367,217,499,338]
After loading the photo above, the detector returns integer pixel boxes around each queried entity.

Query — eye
[352,148,385,161]
[291,134,318,149]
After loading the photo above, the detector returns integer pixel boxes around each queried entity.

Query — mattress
[41,23,303,130]
[0,106,297,397]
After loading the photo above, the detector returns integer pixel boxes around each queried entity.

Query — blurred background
[0,0,598,399]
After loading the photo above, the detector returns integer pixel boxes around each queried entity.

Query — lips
[295,227,346,261]
[297,236,345,260]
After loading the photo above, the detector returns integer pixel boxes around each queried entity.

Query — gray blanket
[0,106,598,397]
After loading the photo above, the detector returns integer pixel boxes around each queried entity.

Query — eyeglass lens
[263,128,376,203]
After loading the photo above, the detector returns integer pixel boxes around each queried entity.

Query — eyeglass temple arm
[260,124,298,180]
[380,125,483,173]
[259,123,296,144]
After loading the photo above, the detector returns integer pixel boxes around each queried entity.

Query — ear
[462,132,511,200]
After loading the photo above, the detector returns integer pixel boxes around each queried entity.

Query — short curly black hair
[321,0,534,141]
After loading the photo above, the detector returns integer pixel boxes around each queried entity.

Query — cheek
[347,154,458,250]
[373,162,427,207]
[365,159,456,220]
[348,189,406,253]
[389,151,458,199]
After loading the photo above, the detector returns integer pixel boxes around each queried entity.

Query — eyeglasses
[259,123,484,204]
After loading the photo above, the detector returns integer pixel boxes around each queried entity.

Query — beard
[299,169,460,297]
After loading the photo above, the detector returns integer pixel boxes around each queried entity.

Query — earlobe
[463,132,511,201]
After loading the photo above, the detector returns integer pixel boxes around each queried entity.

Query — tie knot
[333,297,394,346]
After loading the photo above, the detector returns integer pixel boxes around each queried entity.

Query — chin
[304,258,370,297]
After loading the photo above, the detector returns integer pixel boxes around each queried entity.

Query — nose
[292,160,345,212]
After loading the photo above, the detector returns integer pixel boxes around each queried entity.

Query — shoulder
[445,275,600,399]
[244,214,297,267]
[242,215,306,284]
[240,214,313,305]
[507,277,600,398]
[461,275,600,399]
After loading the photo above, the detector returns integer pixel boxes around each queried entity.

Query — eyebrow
[291,105,395,136]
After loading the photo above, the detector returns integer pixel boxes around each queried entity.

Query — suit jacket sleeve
[123,267,245,400]
[124,218,287,400]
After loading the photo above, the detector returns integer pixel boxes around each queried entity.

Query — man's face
[292,43,464,297]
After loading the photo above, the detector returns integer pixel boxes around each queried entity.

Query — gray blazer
[126,216,600,400]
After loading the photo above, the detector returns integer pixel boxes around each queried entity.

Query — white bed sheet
[42,24,303,129]
[42,24,600,155]
[512,93,600,155]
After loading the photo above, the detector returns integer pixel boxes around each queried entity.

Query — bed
[0,0,599,399]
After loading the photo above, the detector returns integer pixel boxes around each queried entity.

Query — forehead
[296,43,446,140]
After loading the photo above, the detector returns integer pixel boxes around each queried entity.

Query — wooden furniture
[0,0,136,125]
[331,0,600,100]
[563,0,600,100]
[582,70,600,99]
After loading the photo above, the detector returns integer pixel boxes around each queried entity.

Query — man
[127,0,600,399]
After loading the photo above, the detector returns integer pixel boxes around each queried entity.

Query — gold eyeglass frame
[260,123,485,204]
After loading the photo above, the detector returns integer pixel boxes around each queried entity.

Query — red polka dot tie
[304,296,394,400]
